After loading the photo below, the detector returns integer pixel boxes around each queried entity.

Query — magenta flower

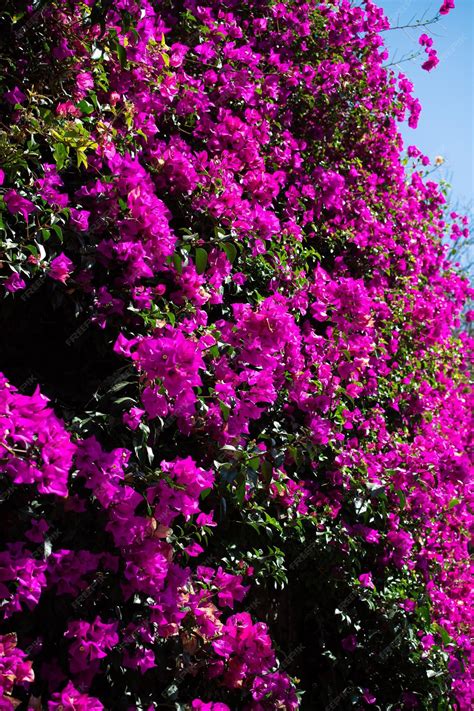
[0,544,48,618]
[185,541,204,557]
[56,100,81,117]
[362,689,377,704]
[4,86,26,105]
[122,538,169,597]
[211,612,276,687]
[146,457,214,528]
[422,52,439,72]
[122,406,145,430]
[419,34,433,48]
[74,436,129,508]
[251,673,299,710]
[122,645,156,673]
[401,599,417,612]
[25,518,49,543]
[69,207,90,231]
[47,549,103,596]
[0,0,471,706]
[131,285,153,309]
[309,415,332,445]
[76,71,94,95]
[420,633,435,651]
[65,616,118,673]
[0,634,34,695]
[196,511,217,527]
[3,190,35,221]
[387,530,414,567]
[48,681,104,710]
[0,374,75,497]
[49,253,74,283]
[351,524,380,544]
[51,37,74,60]
[439,0,455,14]
[4,272,26,293]
[359,572,375,589]
[141,385,168,419]
[36,164,68,208]
[419,35,439,71]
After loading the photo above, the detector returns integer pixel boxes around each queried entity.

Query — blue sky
[378,0,473,209]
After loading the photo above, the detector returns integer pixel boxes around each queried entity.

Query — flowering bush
[0,0,472,709]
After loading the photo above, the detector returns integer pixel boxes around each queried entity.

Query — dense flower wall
[0,0,472,709]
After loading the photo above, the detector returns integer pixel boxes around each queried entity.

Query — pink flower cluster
[419,34,439,72]
[115,329,206,432]
[439,0,455,15]
[0,375,293,706]
[0,634,34,704]
[0,0,472,708]
[0,375,75,497]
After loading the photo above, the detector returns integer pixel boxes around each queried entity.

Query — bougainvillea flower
[4,86,26,105]
[48,681,104,710]
[439,0,455,14]
[3,190,35,221]
[358,572,375,589]
[49,253,73,283]
[0,0,471,708]
[4,272,26,292]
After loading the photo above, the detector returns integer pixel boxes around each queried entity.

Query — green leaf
[195,247,208,274]
[218,400,230,422]
[261,460,272,484]
[77,99,94,115]
[114,397,136,405]
[396,489,406,510]
[25,244,39,258]
[247,456,260,471]
[53,143,68,170]
[416,604,431,623]
[77,148,88,169]
[172,253,183,274]
[222,242,237,264]
[50,224,63,241]
[116,42,128,68]
[433,623,452,646]
[235,478,246,505]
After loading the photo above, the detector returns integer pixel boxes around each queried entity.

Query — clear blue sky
[378,0,473,209]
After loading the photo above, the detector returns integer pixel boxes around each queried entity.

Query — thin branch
[382,17,440,32]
